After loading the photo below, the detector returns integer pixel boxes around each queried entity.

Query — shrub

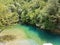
[8,0,60,30]
[0,3,19,31]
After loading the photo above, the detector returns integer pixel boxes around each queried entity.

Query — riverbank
[0,24,60,45]
[0,24,45,45]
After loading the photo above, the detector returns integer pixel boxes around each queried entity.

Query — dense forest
[0,0,60,33]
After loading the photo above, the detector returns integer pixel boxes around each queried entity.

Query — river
[14,24,60,45]
[1,24,60,45]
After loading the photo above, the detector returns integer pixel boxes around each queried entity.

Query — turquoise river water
[12,24,60,45]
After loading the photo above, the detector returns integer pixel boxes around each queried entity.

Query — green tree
[7,0,60,31]
[0,3,19,32]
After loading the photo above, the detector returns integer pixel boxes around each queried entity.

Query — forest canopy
[0,3,19,30]
[0,0,60,31]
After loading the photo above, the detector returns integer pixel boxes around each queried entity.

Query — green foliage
[0,0,60,31]
[0,3,19,30]
[8,0,60,30]
[0,0,13,6]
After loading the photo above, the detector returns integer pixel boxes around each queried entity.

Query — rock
[6,39,38,45]
[43,43,53,45]
[50,29,60,34]
[0,42,6,45]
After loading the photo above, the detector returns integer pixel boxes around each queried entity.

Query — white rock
[0,42,6,45]
[6,39,38,45]
[43,43,53,45]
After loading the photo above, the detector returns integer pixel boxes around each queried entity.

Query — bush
[5,0,60,31]
[0,3,19,30]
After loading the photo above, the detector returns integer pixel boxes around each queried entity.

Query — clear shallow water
[13,24,60,45]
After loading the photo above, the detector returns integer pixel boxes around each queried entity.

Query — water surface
[1,24,60,45]
[15,24,60,45]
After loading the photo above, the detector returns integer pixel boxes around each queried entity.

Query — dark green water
[14,24,60,45]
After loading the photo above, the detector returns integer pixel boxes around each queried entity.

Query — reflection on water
[14,24,60,45]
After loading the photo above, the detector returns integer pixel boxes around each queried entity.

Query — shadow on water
[24,25,60,45]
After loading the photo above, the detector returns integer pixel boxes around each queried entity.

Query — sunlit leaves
[0,0,13,6]
[0,0,59,31]
[0,3,19,30]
